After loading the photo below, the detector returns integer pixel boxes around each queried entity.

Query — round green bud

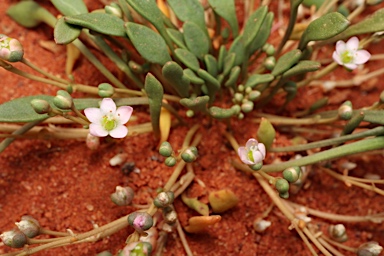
[250,162,263,171]
[263,56,276,70]
[105,3,123,18]
[0,34,24,62]
[30,99,51,114]
[279,191,289,199]
[0,229,27,248]
[15,216,41,238]
[128,60,144,73]
[234,93,244,103]
[275,178,289,194]
[110,186,134,206]
[263,43,275,56]
[231,104,241,115]
[189,146,198,156]
[53,90,73,109]
[98,83,115,98]
[237,113,244,119]
[245,86,252,94]
[165,156,176,167]
[338,101,353,120]
[181,147,197,163]
[159,141,173,157]
[283,166,301,183]
[66,84,73,94]
[241,101,254,113]
[154,191,174,208]
[237,84,245,92]
[186,110,194,118]
[127,212,153,232]
[247,90,261,101]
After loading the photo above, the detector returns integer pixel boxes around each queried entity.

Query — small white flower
[332,37,371,70]
[237,138,266,165]
[84,98,133,138]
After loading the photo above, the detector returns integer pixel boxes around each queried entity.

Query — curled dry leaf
[184,215,221,233]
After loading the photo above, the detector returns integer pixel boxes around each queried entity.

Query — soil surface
[1,1,384,256]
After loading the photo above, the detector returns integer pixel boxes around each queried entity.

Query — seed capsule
[15,215,41,238]
[283,166,302,183]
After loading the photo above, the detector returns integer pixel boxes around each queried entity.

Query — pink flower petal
[238,147,253,165]
[245,138,258,149]
[109,125,128,138]
[100,98,116,114]
[344,63,357,70]
[354,50,371,64]
[252,151,263,164]
[116,106,133,124]
[89,123,108,137]
[346,36,359,51]
[332,51,343,65]
[258,143,266,159]
[84,108,102,123]
[335,40,346,54]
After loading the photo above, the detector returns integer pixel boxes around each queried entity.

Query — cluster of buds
[0,216,41,248]
[0,34,24,62]
[159,141,199,167]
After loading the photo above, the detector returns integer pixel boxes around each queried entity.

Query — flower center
[0,37,10,49]
[341,50,354,64]
[102,115,117,131]
[247,145,258,162]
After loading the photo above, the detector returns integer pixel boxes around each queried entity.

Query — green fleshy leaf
[7,1,55,28]
[249,12,274,54]
[179,96,209,113]
[167,0,207,35]
[302,0,324,9]
[174,48,200,72]
[217,45,227,73]
[337,9,384,39]
[272,49,302,76]
[204,54,218,77]
[183,21,210,59]
[224,66,240,88]
[244,74,274,88]
[54,17,81,44]
[207,0,239,37]
[51,0,88,15]
[209,106,237,119]
[64,13,125,37]
[197,69,220,103]
[167,28,187,49]
[242,5,268,48]
[181,193,209,216]
[228,36,245,66]
[257,117,276,150]
[144,73,164,138]
[162,62,190,98]
[282,60,321,78]
[298,12,349,49]
[183,69,205,84]
[361,110,384,125]
[222,53,236,76]
[126,22,171,65]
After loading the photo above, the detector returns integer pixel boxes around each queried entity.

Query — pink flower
[0,34,24,62]
[84,98,133,138]
[237,138,266,165]
[332,37,371,70]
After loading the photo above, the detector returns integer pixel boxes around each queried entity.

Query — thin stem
[317,237,344,256]
[40,229,70,237]
[297,62,338,88]
[261,137,384,173]
[21,58,68,84]
[176,219,194,256]
[321,235,357,253]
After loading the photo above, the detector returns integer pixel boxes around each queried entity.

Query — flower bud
[53,90,73,109]
[15,216,40,238]
[0,229,27,248]
[275,178,289,194]
[162,206,177,225]
[86,133,100,150]
[233,93,244,103]
[263,43,275,56]
[104,3,123,18]
[123,241,152,256]
[127,212,153,232]
[181,147,198,163]
[159,141,173,157]
[241,101,254,113]
[164,156,176,167]
[338,101,353,120]
[154,191,174,208]
[111,186,134,206]
[328,224,348,242]
[357,241,383,256]
[186,110,194,117]
[263,56,276,70]
[283,166,302,183]
[30,99,52,114]
[248,90,261,101]
[0,34,24,62]
[98,83,115,98]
